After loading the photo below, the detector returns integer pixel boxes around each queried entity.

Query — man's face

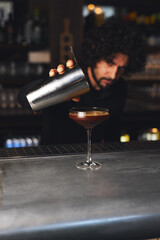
[87,53,129,90]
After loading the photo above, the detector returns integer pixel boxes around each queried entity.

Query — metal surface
[0,147,160,239]
[0,140,160,158]
[27,65,90,111]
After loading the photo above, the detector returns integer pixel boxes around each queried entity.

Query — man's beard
[99,77,117,88]
[91,67,117,90]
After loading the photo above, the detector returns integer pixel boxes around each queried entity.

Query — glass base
[76,161,102,170]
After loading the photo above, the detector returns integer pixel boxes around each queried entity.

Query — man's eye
[107,61,113,66]
[118,67,127,72]
[106,59,113,65]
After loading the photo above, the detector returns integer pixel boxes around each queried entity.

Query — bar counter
[0,141,160,240]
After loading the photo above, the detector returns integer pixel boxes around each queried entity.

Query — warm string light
[151,128,158,133]
[120,134,130,142]
[95,6,102,15]
[87,4,103,15]
[88,4,95,11]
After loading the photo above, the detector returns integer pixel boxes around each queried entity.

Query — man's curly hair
[80,17,146,75]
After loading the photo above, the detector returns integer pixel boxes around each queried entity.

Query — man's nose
[110,66,118,79]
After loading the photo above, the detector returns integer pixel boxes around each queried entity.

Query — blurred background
[0,0,160,148]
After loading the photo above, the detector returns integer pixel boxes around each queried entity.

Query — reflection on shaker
[0,167,5,207]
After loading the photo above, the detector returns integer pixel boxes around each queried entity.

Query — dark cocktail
[69,107,109,170]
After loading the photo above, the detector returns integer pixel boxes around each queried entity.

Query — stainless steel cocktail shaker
[26,64,90,111]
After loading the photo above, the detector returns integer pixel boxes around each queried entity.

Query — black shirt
[18,78,127,145]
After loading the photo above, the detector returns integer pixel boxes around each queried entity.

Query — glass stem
[86,129,92,164]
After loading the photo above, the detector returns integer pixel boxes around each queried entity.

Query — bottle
[128,11,137,24]
[6,12,14,44]
[24,14,33,45]
[84,4,95,32]
[155,12,160,46]
[16,26,23,45]
[32,9,42,45]
[147,14,156,47]
[0,9,6,44]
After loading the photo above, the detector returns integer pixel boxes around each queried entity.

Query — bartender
[18,17,146,145]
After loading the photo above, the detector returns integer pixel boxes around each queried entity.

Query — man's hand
[49,60,74,76]
[49,60,80,102]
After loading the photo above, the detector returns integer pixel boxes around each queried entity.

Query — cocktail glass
[69,107,109,170]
